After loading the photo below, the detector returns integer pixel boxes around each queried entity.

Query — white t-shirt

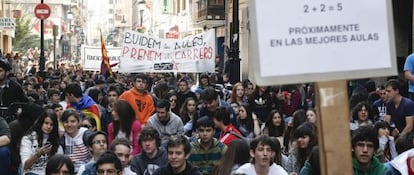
[235,163,288,175]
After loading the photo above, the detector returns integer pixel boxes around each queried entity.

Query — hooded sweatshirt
[352,156,387,175]
[130,147,168,175]
[119,87,154,125]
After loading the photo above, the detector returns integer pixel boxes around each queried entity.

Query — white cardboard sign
[81,46,121,71]
[248,0,397,85]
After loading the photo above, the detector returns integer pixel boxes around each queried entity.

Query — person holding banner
[119,73,154,125]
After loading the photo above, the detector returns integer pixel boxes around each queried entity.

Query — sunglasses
[82,125,92,129]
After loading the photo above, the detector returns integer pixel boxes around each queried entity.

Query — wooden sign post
[315,80,351,174]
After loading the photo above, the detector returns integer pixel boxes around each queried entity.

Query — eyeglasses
[170,99,177,103]
[92,140,107,145]
[97,169,119,174]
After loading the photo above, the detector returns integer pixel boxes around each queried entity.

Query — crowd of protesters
[0,51,414,175]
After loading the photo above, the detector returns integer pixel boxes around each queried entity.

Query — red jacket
[219,123,242,145]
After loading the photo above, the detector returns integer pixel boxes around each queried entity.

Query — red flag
[100,31,113,78]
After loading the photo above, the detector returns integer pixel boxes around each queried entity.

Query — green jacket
[352,156,387,175]
[299,160,313,175]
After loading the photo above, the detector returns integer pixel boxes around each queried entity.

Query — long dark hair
[351,101,375,122]
[179,97,198,123]
[293,122,318,170]
[46,154,75,175]
[112,100,136,139]
[25,112,60,156]
[265,109,285,137]
[211,139,250,175]
[179,97,199,136]
[237,105,254,133]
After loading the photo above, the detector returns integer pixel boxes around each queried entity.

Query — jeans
[0,146,11,175]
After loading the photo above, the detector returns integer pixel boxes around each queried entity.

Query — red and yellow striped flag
[100,31,113,78]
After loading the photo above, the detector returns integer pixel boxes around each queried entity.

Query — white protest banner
[119,29,216,73]
[248,0,396,85]
[81,46,121,71]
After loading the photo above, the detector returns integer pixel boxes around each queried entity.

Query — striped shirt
[189,138,227,174]
[63,127,91,173]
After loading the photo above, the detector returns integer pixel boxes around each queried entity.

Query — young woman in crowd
[306,108,317,124]
[286,122,318,174]
[374,121,398,162]
[263,109,286,146]
[283,109,308,153]
[210,139,251,175]
[237,105,261,138]
[228,82,248,106]
[81,116,97,132]
[108,99,142,155]
[61,109,90,173]
[166,92,179,115]
[179,97,199,137]
[20,112,62,175]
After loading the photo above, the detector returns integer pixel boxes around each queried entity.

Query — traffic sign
[34,3,51,20]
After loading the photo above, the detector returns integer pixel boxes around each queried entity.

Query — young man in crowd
[235,136,288,175]
[213,106,242,145]
[372,85,388,121]
[189,116,227,175]
[351,126,387,174]
[131,126,168,175]
[146,99,184,147]
[101,85,121,133]
[385,79,414,137]
[0,59,28,119]
[153,135,201,175]
[119,73,154,125]
[199,87,235,125]
[77,131,108,175]
[110,138,135,175]
[95,151,123,175]
[176,79,197,111]
[65,83,101,130]
[47,88,61,106]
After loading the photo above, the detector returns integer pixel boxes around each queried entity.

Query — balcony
[194,1,225,28]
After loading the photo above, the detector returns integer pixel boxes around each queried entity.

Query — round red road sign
[34,3,51,20]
